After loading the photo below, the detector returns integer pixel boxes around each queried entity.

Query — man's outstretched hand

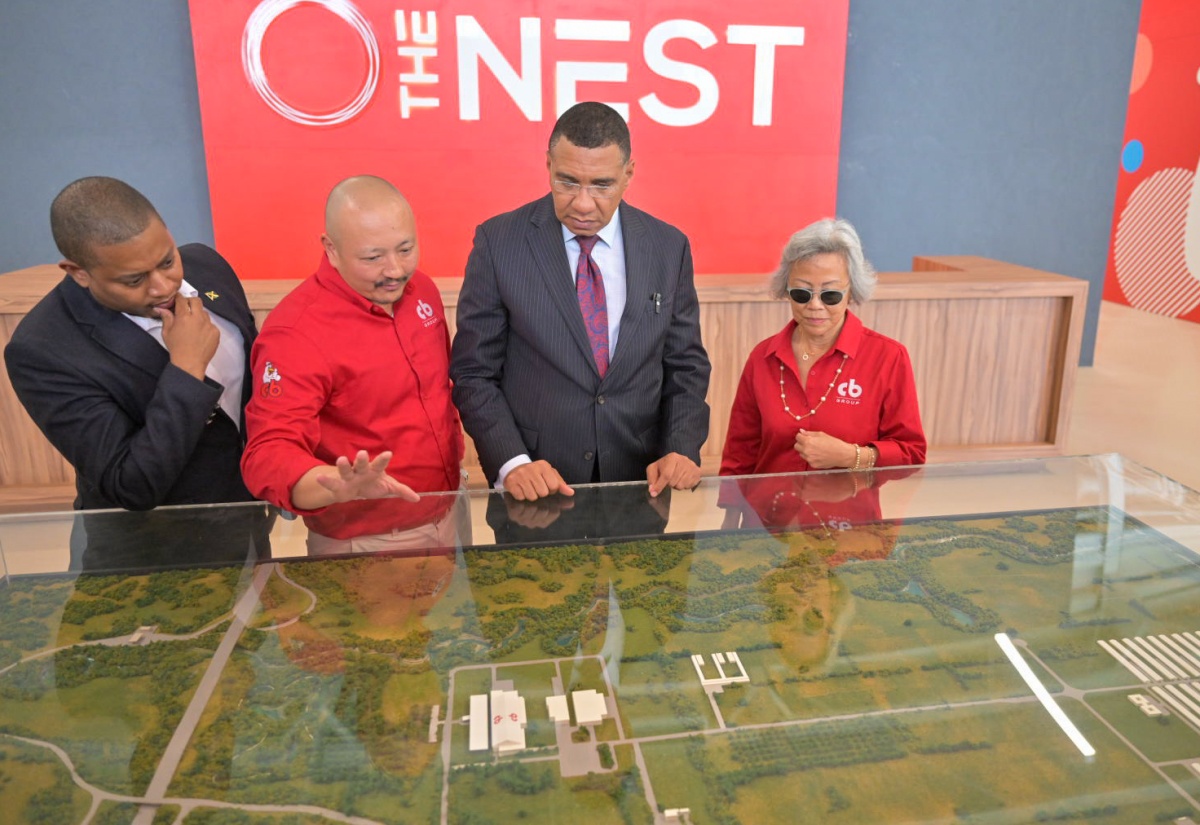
[292,450,420,510]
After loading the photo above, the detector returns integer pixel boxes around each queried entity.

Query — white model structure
[1128,693,1165,717]
[664,808,692,822]
[1099,632,1200,731]
[572,689,608,726]
[546,694,570,724]
[428,704,440,744]
[467,689,529,753]
[129,625,158,645]
[691,651,750,687]
[490,689,527,754]
[468,694,489,752]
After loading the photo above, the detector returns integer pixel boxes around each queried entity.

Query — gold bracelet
[853,444,862,471]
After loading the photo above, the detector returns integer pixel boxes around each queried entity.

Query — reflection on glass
[0,456,1198,824]
[70,503,273,573]
[487,483,671,544]
[302,493,471,556]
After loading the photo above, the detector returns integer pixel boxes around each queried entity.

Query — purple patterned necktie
[574,234,609,377]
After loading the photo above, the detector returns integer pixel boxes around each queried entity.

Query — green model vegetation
[1,506,1198,824]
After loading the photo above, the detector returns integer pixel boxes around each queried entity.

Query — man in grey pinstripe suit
[451,102,711,504]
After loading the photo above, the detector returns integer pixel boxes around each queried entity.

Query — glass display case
[1,454,1199,825]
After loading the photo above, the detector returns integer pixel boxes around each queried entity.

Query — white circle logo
[242,0,381,127]
[416,299,434,320]
[837,378,862,398]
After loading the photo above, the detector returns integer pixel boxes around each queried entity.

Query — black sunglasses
[788,287,847,305]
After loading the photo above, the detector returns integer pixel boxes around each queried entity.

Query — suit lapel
[527,196,599,372]
[190,268,255,343]
[610,203,651,375]
[59,277,167,377]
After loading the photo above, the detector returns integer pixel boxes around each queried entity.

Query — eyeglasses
[552,178,618,199]
[788,287,847,305]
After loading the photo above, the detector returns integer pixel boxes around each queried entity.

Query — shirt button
[597,395,606,405]
[584,451,594,461]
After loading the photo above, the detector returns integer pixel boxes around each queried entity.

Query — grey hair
[768,218,877,304]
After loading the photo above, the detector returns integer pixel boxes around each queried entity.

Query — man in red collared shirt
[241,176,463,525]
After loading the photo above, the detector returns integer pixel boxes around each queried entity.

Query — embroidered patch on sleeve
[260,361,283,397]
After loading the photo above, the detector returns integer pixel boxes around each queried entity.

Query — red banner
[189,0,849,280]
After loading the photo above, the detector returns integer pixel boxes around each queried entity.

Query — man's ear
[60,259,90,290]
[320,234,339,268]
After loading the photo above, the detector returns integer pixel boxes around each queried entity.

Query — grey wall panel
[838,0,1142,364]
[0,1,212,269]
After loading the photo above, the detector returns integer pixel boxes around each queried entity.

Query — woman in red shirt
[720,219,927,480]
[719,219,926,532]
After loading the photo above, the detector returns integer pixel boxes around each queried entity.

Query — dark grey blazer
[4,244,257,510]
[451,195,711,485]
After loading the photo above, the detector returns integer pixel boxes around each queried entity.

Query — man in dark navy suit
[4,176,259,512]
[451,102,712,508]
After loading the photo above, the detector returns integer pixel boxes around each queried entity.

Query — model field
[2,506,1200,824]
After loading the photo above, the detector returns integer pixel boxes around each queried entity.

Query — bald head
[51,177,162,268]
[324,175,412,245]
[321,176,420,312]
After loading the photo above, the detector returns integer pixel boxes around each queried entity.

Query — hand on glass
[646,452,701,497]
[503,460,575,502]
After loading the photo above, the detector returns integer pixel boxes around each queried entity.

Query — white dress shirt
[123,280,245,427]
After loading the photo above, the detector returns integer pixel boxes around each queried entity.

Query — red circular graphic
[1113,167,1200,317]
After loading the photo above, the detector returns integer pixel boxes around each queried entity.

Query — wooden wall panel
[698,295,779,466]
[0,256,1088,505]
[0,312,75,487]
[861,296,1062,446]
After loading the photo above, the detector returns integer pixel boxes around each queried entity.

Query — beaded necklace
[779,353,848,422]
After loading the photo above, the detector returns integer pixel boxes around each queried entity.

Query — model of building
[546,694,570,724]
[571,689,608,726]
[490,689,528,754]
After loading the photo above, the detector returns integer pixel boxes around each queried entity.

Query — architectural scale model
[2,505,1200,824]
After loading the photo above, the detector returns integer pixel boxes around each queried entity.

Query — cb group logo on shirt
[835,377,862,405]
[415,298,439,328]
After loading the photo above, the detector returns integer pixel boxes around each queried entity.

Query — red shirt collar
[312,253,415,315]
[766,310,865,366]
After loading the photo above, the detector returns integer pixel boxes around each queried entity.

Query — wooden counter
[0,257,1087,510]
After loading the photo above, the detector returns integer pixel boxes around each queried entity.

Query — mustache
[373,276,410,289]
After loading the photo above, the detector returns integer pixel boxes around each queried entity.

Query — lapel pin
[205,291,219,301]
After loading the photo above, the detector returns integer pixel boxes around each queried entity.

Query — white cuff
[495,454,532,489]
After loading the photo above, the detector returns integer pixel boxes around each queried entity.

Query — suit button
[584,451,594,461]
[597,395,606,405]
